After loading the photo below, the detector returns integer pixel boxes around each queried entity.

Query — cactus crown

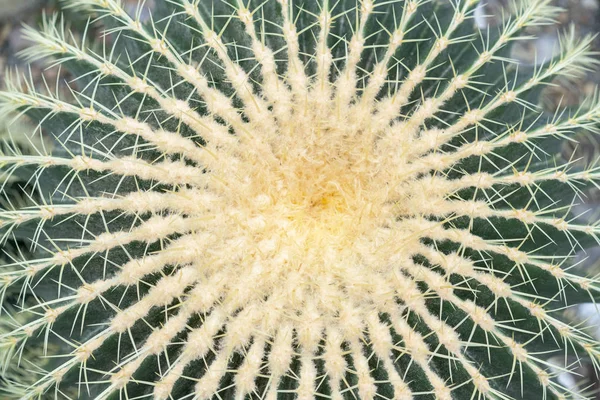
[1,0,600,399]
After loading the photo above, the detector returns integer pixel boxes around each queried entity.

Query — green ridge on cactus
[1,0,600,399]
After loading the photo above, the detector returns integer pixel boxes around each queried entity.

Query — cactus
[1,0,600,398]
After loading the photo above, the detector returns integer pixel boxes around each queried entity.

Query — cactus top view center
[1,0,600,399]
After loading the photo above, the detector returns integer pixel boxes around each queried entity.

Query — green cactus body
[1,0,600,399]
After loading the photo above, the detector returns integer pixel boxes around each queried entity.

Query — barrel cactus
[1,0,600,398]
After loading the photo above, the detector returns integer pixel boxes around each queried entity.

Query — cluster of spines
[0,0,599,399]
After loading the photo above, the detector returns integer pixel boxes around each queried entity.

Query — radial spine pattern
[1,0,600,399]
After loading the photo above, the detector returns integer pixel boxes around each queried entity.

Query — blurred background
[0,0,600,398]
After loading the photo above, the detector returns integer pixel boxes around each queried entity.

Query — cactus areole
[1,0,600,399]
